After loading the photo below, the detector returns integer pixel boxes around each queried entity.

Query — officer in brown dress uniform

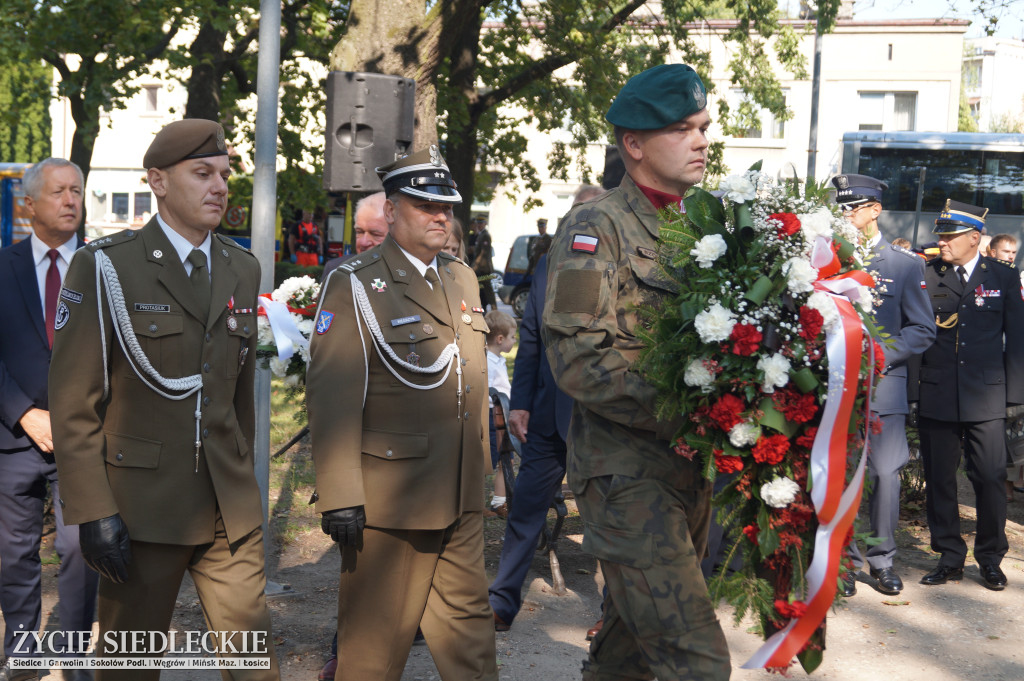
[307,146,497,681]
[50,119,278,679]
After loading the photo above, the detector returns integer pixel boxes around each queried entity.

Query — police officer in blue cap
[542,64,730,681]
[917,199,1024,590]
[832,174,935,597]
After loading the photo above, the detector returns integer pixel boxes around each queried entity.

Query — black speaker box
[323,72,415,193]
[602,145,625,190]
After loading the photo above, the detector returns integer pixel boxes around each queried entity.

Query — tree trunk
[67,87,98,240]
[444,9,484,229]
[184,18,229,121]
[330,0,442,147]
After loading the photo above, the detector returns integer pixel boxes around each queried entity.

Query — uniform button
[203,363,211,373]
[409,333,416,340]
[243,326,250,334]
[203,396,211,406]
[205,333,212,342]
[464,411,471,419]
[461,359,468,366]
[115,452,124,461]
[385,449,393,458]
[148,323,158,333]
[455,332,461,340]
[203,428,209,438]
[465,385,471,393]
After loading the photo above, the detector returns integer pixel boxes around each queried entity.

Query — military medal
[371,278,387,292]
[423,323,434,335]
[472,306,484,314]
[462,313,472,324]
[461,300,467,311]
[227,315,239,331]
[406,351,420,366]
[239,345,249,367]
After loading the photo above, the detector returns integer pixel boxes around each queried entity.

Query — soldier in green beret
[50,119,278,678]
[542,63,731,680]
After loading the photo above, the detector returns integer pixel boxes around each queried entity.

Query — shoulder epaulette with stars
[336,252,381,274]
[86,229,137,251]
[216,233,255,255]
[989,256,1017,270]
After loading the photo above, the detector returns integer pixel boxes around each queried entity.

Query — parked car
[498,234,547,317]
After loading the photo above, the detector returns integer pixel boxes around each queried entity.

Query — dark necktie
[956,265,967,287]
[188,249,211,316]
[45,249,60,348]
[424,267,447,312]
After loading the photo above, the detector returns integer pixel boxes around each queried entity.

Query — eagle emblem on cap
[692,83,706,110]
[429,145,442,167]
[836,175,849,189]
[216,127,226,151]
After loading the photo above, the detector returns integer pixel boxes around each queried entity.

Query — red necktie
[45,249,60,348]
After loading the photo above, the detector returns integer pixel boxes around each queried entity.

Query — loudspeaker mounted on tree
[323,72,416,193]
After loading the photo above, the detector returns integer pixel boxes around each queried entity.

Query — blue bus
[0,163,33,247]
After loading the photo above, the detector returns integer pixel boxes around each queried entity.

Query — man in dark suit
[50,120,278,678]
[832,174,935,597]
[0,158,96,681]
[488,252,573,630]
[307,146,497,681]
[917,199,1024,590]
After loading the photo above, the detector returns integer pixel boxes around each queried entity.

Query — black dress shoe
[494,612,511,632]
[920,565,964,585]
[841,572,857,597]
[980,564,1007,591]
[869,566,904,595]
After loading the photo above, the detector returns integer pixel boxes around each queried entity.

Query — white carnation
[761,477,801,508]
[729,421,761,448]
[798,207,834,241]
[257,316,275,346]
[268,356,290,378]
[806,291,840,329]
[695,303,737,343]
[718,174,757,203]
[757,352,791,393]
[283,373,302,388]
[784,257,818,294]
[853,284,874,312]
[683,358,715,389]
[690,234,727,268]
[273,275,319,306]
[294,316,314,338]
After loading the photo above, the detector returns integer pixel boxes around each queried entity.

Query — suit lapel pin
[152,249,163,258]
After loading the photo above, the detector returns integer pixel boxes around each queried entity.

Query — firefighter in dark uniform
[918,199,1024,591]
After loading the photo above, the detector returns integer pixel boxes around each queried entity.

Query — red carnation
[795,426,818,450]
[728,323,762,356]
[714,450,745,474]
[772,388,819,424]
[774,599,808,619]
[708,394,745,432]
[770,212,800,238]
[798,306,824,341]
[743,524,760,544]
[872,339,886,376]
[752,433,790,465]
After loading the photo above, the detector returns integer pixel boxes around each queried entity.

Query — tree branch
[471,0,646,116]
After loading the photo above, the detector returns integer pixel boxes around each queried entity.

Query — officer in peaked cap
[50,119,279,678]
[542,63,730,680]
[831,173,935,598]
[917,198,1024,591]
[308,144,497,680]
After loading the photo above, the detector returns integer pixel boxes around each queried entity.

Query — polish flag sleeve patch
[571,234,599,254]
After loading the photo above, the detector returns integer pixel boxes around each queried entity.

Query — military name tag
[134,303,171,312]
[636,246,657,259]
[390,315,421,327]
[60,288,83,304]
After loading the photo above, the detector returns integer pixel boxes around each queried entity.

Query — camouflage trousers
[575,473,731,681]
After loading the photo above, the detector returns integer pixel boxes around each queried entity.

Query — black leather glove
[907,401,919,429]
[321,506,366,546]
[80,514,132,583]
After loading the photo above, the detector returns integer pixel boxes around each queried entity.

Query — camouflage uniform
[542,174,731,680]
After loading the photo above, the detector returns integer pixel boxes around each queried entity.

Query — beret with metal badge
[143,119,228,170]
[605,63,708,130]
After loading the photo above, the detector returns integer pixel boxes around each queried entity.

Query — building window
[858,91,917,131]
[144,86,159,113]
[134,193,152,221]
[111,193,129,222]
[726,89,787,140]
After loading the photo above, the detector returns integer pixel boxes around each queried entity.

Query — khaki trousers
[334,511,497,681]
[95,516,278,681]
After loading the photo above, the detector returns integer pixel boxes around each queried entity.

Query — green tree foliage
[0,0,184,181]
[0,59,51,162]
[333,0,839,225]
[958,91,979,132]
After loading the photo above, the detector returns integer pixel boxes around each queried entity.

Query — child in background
[485,310,517,517]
